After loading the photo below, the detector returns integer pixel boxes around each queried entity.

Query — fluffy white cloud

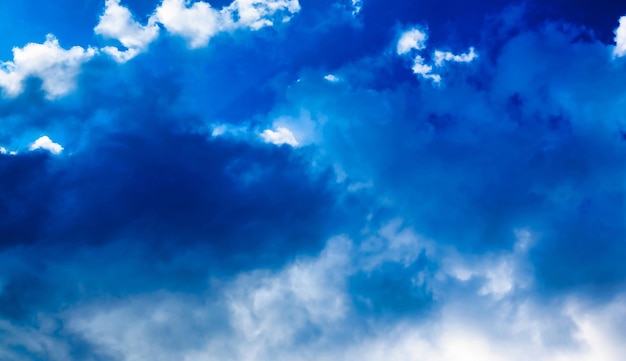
[260,126,299,146]
[149,0,301,49]
[614,15,626,57]
[0,35,96,98]
[0,146,6,154]
[412,55,441,83]
[29,135,64,154]
[152,0,222,49]
[397,28,427,55]
[94,0,160,63]
[434,47,477,66]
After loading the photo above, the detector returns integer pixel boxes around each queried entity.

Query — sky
[0,0,625,360]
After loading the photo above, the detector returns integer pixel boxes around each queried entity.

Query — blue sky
[1,0,625,360]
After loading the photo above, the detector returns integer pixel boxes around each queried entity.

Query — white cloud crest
[0,35,96,98]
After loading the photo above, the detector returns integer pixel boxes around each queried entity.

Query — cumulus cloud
[151,0,222,49]
[94,0,160,63]
[99,0,302,54]
[0,35,96,98]
[29,135,64,154]
[397,27,427,55]
[614,15,626,57]
[260,126,299,146]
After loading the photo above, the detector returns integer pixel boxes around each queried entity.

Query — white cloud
[0,35,96,98]
[614,15,626,57]
[226,237,351,346]
[397,27,427,55]
[351,0,363,15]
[412,55,441,83]
[324,74,339,82]
[57,233,626,361]
[221,0,301,30]
[434,47,477,66]
[152,0,222,49]
[29,135,64,154]
[94,0,160,63]
[396,26,477,83]
[260,126,299,146]
[151,0,301,49]
[0,146,6,154]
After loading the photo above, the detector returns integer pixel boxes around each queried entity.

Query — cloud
[5,230,626,361]
[261,126,299,146]
[151,0,222,49]
[324,74,339,82]
[396,26,477,83]
[351,0,363,15]
[1,3,626,361]
[396,27,427,55]
[151,0,301,49]
[433,47,477,66]
[94,0,160,63]
[411,55,441,82]
[0,35,96,98]
[221,0,301,30]
[29,135,64,154]
[614,15,626,57]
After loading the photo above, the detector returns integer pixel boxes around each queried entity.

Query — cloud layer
[0,1,625,360]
